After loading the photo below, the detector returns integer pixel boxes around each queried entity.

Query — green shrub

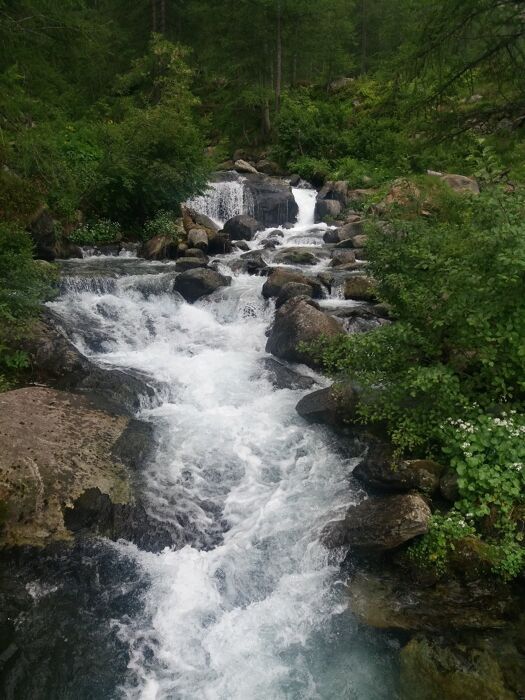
[69,219,122,246]
[0,224,57,386]
[141,210,183,242]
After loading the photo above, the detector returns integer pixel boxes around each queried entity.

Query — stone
[273,248,319,266]
[207,232,233,254]
[230,250,268,276]
[289,174,301,186]
[400,637,515,700]
[440,469,460,502]
[234,158,258,174]
[317,180,349,205]
[29,209,57,261]
[265,297,343,366]
[184,248,207,259]
[233,240,250,252]
[440,174,480,195]
[328,76,354,92]
[259,357,316,390]
[295,382,360,427]
[330,250,356,267]
[275,282,315,308]
[324,220,364,244]
[256,159,282,176]
[262,268,323,299]
[187,228,209,251]
[323,494,431,551]
[175,257,208,272]
[344,276,377,302]
[353,442,444,495]
[0,387,140,547]
[223,214,263,241]
[243,174,299,227]
[352,234,368,248]
[314,199,342,223]
[140,235,178,260]
[174,267,231,303]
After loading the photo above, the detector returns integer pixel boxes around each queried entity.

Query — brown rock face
[323,494,431,551]
[262,268,323,299]
[0,387,134,547]
[140,235,178,260]
[265,297,343,366]
[344,275,377,302]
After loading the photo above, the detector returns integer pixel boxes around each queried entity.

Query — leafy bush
[0,224,56,386]
[409,512,476,575]
[69,219,122,246]
[141,210,184,242]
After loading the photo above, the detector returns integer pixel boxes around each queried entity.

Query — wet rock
[259,357,316,390]
[317,180,349,205]
[296,383,359,426]
[314,199,342,223]
[330,250,356,267]
[262,267,323,299]
[324,494,431,551]
[232,240,250,252]
[352,234,368,249]
[400,636,515,700]
[244,174,299,227]
[324,220,364,244]
[0,387,140,548]
[256,159,282,176]
[440,469,460,502]
[354,442,444,495]
[223,214,263,241]
[289,173,301,186]
[230,250,268,276]
[273,248,319,266]
[187,228,209,251]
[234,158,258,174]
[207,231,233,255]
[344,275,377,302]
[174,267,231,303]
[267,229,284,238]
[29,208,57,261]
[262,239,279,249]
[140,235,178,260]
[275,281,315,308]
[265,297,343,366]
[175,256,208,272]
[184,209,220,234]
[184,248,207,260]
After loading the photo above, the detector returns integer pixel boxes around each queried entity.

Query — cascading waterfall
[185,178,254,226]
[35,186,398,700]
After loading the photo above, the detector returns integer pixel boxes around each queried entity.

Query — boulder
[256,159,282,176]
[296,383,359,426]
[440,174,480,195]
[265,297,343,366]
[400,636,515,700]
[243,174,299,227]
[273,248,319,266]
[275,282,315,308]
[352,234,368,248]
[323,494,431,551]
[232,240,250,252]
[289,174,301,186]
[234,159,258,174]
[330,250,356,267]
[344,276,377,302]
[208,232,233,254]
[174,267,231,303]
[230,250,268,276]
[314,199,342,223]
[223,214,263,241]
[323,221,364,244]
[259,357,316,391]
[183,207,219,235]
[29,209,57,261]
[440,469,460,502]
[175,257,208,272]
[184,248,207,260]
[0,387,141,547]
[347,570,516,632]
[140,235,178,260]
[187,228,209,251]
[262,268,323,299]
[353,442,444,495]
[317,180,349,205]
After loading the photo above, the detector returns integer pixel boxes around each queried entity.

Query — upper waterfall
[186,178,254,226]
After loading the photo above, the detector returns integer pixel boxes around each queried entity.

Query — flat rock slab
[0,387,133,547]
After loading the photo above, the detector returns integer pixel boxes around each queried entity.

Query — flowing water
[2,185,399,699]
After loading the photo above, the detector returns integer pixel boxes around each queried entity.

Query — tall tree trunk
[275,0,282,113]
[361,0,368,74]
[262,98,272,137]
[151,0,157,32]
[160,0,166,35]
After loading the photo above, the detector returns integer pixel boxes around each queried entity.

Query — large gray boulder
[187,228,209,251]
[265,297,343,366]
[174,268,231,303]
[314,199,342,222]
[262,267,323,299]
[323,494,431,551]
[273,248,320,266]
[243,174,299,227]
[223,215,263,241]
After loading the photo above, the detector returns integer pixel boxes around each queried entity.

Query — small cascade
[186,178,254,226]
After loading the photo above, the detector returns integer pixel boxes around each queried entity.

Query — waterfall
[186,179,254,226]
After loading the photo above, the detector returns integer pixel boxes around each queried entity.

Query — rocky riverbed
[1,173,524,699]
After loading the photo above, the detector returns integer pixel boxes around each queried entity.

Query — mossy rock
[400,636,516,700]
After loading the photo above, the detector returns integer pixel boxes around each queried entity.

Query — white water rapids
[49,187,398,699]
